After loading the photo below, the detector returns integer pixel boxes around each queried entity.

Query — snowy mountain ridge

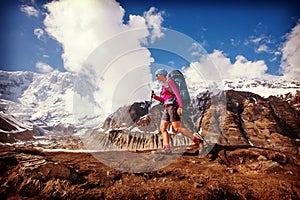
[223,78,300,97]
[0,70,299,132]
[0,70,101,131]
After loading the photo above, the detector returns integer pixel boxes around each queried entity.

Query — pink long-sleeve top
[153,79,183,107]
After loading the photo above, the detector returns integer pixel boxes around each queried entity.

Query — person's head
[155,69,168,82]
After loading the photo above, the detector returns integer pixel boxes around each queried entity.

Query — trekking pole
[150,90,154,108]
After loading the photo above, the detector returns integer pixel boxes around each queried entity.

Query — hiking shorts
[162,104,181,122]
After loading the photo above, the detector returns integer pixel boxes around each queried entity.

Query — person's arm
[168,79,183,108]
[153,94,164,103]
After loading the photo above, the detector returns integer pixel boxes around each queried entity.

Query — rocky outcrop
[95,90,300,152]
[0,130,34,143]
[0,113,34,143]
[201,90,300,149]
[102,103,163,133]
[280,90,300,112]
[84,102,194,151]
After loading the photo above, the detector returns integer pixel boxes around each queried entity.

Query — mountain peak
[0,70,299,131]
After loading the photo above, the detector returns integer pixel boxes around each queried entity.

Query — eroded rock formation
[93,90,300,152]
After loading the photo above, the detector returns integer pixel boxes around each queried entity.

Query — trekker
[151,69,202,153]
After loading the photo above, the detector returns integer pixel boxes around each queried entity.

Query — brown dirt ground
[2,144,298,200]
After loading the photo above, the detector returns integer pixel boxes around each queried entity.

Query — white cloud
[43,0,162,72]
[250,36,264,44]
[255,44,270,53]
[280,21,300,80]
[36,62,54,73]
[184,50,268,82]
[43,0,163,115]
[33,28,46,42]
[190,42,205,57]
[231,55,268,79]
[248,34,277,55]
[144,7,164,43]
[20,5,39,17]
[184,21,300,83]
[43,0,127,72]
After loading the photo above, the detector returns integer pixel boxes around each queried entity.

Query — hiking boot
[164,144,170,150]
[163,144,172,154]
[164,149,172,154]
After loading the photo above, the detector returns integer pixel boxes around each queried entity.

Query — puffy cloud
[184,50,268,82]
[44,0,125,72]
[43,0,164,115]
[43,0,162,73]
[231,55,268,79]
[184,22,300,85]
[35,62,54,73]
[20,5,39,17]
[280,21,300,80]
[144,7,164,43]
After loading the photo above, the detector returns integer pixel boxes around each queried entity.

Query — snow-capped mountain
[0,70,101,132]
[0,70,34,101]
[223,79,300,97]
[0,70,299,134]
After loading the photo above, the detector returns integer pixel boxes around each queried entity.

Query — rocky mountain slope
[0,70,299,199]
[86,90,300,153]
[0,112,34,143]
[1,70,299,153]
[0,70,299,132]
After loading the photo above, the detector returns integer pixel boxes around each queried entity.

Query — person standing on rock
[151,69,202,153]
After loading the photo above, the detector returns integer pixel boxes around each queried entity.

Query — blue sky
[0,0,299,80]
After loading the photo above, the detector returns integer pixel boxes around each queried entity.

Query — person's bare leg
[171,121,194,139]
[160,120,170,146]
[172,121,203,148]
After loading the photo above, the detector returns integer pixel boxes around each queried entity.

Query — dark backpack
[165,70,191,106]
